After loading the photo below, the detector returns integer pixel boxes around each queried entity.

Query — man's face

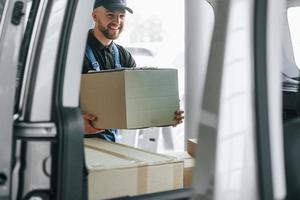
[93,7,126,40]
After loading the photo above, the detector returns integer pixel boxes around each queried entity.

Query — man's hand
[82,114,104,134]
[173,109,184,127]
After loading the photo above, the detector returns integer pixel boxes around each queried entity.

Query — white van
[1,0,299,199]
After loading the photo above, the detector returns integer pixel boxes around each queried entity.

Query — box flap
[85,147,141,170]
[85,139,182,171]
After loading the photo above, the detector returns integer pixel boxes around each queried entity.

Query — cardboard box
[187,139,198,157]
[80,68,179,129]
[162,151,194,187]
[85,139,183,200]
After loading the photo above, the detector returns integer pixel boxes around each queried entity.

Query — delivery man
[82,0,184,142]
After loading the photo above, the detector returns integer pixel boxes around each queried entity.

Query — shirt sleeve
[126,51,137,68]
[118,45,137,68]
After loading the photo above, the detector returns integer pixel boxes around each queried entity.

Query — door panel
[265,0,286,199]
[0,0,26,199]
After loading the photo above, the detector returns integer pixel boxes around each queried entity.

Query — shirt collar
[88,30,114,52]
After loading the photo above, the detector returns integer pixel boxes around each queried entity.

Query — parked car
[125,46,156,67]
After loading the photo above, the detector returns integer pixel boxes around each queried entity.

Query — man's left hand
[173,109,184,127]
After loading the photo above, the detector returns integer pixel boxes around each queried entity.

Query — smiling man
[83,0,136,74]
[82,0,184,142]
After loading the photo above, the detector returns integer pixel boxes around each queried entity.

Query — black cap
[94,0,133,14]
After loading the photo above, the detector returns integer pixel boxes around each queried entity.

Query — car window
[287,7,300,69]
[283,6,300,122]
[14,0,40,114]
[126,47,155,56]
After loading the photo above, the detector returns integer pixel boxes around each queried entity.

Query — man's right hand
[82,114,104,134]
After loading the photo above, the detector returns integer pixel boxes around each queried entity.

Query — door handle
[11,1,24,25]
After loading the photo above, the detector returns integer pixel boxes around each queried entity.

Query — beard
[98,22,123,40]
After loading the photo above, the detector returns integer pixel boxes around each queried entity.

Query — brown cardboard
[187,138,198,157]
[183,159,194,187]
[162,151,194,187]
[85,139,184,200]
[80,68,179,129]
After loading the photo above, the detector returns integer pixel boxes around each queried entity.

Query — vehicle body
[1,0,300,199]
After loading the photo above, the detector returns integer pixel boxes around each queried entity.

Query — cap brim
[104,4,133,14]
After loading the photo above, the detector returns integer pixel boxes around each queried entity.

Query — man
[82,0,184,142]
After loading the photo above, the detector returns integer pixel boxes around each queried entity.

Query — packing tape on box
[173,163,183,188]
[136,164,182,194]
[137,166,148,194]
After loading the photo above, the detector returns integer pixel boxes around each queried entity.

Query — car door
[0,0,27,199]
[191,0,286,199]
[0,0,92,199]
[12,0,94,199]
